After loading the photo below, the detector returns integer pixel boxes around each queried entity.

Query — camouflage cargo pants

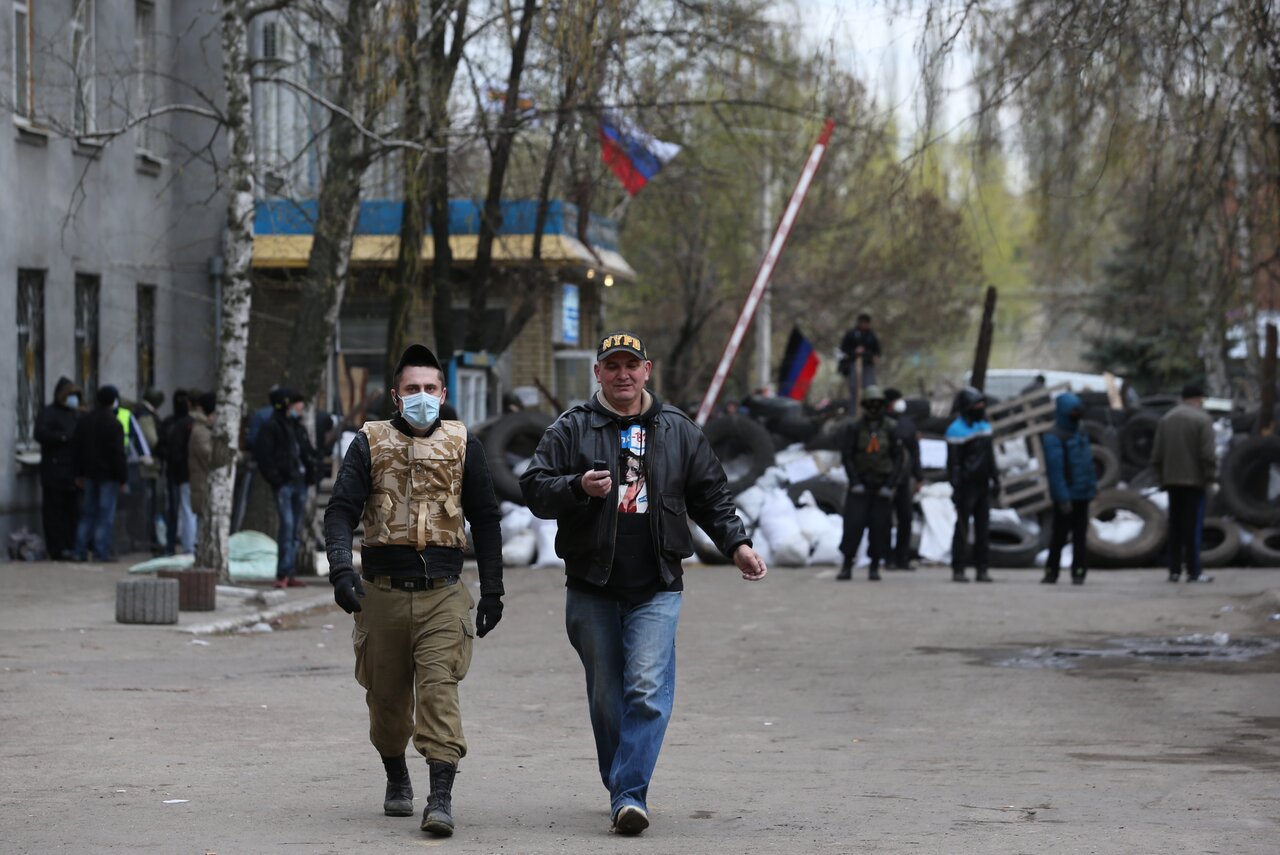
[352,577,475,764]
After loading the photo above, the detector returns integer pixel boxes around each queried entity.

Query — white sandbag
[1090,512,1145,545]
[753,532,774,568]
[1033,544,1072,568]
[502,505,535,536]
[795,506,831,547]
[691,519,718,553]
[502,529,537,566]
[809,513,844,565]
[810,450,843,475]
[773,444,811,466]
[917,482,957,565]
[754,466,788,491]
[532,517,565,569]
[757,490,808,566]
[734,486,768,524]
[990,507,1022,526]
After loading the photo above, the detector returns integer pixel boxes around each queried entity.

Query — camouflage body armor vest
[360,420,468,550]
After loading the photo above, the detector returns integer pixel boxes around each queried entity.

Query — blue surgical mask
[399,392,440,429]
[288,408,302,420]
[64,394,80,409]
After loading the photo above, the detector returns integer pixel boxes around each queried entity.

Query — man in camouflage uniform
[324,344,504,837]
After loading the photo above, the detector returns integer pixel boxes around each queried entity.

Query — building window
[71,0,95,134]
[74,273,99,397]
[16,269,45,447]
[13,1,33,121]
[134,0,156,152]
[137,283,156,395]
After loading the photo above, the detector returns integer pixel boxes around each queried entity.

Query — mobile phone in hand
[592,458,607,472]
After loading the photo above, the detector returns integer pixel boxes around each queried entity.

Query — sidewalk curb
[179,593,334,635]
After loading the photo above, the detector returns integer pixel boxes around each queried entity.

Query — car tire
[1199,516,1242,568]
[703,414,775,495]
[787,477,847,516]
[483,411,555,505]
[1086,488,1168,567]
[1119,410,1162,468]
[1218,436,1280,527]
[1091,444,1122,491]
[986,518,1045,568]
[1248,527,1280,567]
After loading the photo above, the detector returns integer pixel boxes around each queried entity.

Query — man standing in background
[838,313,882,403]
[71,386,128,562]
[1151,383,1217,583]
[35,377,83,560]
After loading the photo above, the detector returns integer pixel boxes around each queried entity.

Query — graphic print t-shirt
[568,416,682,603]
[617,424,649,514]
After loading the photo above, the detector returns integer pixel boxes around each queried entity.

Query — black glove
[475,594,503,638]
[332,570,365,614]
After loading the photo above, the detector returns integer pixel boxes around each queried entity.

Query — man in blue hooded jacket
[946,387,1000,582]
[1041,393,1098,584]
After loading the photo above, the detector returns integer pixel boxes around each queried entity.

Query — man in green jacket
[1151,383,1217,583]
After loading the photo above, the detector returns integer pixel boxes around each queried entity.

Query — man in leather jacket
[324,344,504,837]
[520,330,767,837]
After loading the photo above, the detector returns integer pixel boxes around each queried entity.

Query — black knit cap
[393,344,443,379]
[1181,382,1205,400]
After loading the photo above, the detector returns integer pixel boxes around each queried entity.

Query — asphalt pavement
[1,557,1278,854]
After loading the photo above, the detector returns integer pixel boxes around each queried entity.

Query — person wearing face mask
[946,387,1000,582]
[882,388,924,570]
[837,385,904,581]
[324,344,504,838]
[35,377,84,559]
[70,385,129,562]
[253,387,318,588]
[1041,392,1098,584]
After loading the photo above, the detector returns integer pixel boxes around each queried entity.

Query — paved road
[2,559,1278,854]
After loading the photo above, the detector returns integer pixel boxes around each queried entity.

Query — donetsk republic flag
[777,326,821,400]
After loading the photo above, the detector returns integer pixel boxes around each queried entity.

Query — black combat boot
[952,570,969,583]
[381,754,414,817]
[868,562,881,581]
[1040,570,1058,584]
[1071,569,1086,585]
[975,569,993,583]
[836,556,852,581]
[421,761,456,836]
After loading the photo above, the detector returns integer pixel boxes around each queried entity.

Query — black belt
[362,574,459,591]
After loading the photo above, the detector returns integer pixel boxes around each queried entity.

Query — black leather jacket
[520,393,750,587]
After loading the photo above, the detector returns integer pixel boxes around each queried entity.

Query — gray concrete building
[1,1,225,546]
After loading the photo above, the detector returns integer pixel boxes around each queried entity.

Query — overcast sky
[777,0,978,137]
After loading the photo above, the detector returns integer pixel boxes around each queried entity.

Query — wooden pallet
[987,384,1069,515]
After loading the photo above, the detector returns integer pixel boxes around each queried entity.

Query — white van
[967,369,1123,401]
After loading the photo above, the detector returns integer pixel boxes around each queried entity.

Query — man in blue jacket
[946,387,1000,582]
[1041,392,1098,584]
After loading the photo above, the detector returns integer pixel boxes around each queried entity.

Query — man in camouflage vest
[837,385,904,581]
[324,344,504,837]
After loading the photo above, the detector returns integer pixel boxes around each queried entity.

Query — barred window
[16,269,45,447]
[74,273,99,398]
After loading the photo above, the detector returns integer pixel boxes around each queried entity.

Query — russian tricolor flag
[778,326,821,401]
[598,112,681,196]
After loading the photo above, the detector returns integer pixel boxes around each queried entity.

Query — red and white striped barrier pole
[695,118,836,426]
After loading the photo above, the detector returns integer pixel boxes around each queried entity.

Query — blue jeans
[73,480,120,561]
[275,480,308,579]
[565,589,681,816]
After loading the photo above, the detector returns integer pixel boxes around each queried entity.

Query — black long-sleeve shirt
[324,417,504,596]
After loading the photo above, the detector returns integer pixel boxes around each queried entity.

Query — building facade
[1,1,225,544]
